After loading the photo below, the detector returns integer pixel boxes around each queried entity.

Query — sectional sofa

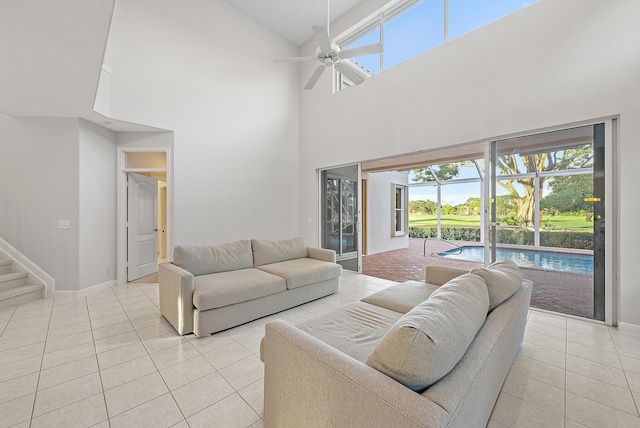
[261,261,532,428]
[159,237,341,336]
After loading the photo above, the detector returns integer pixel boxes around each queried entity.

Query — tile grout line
[26,297,54,426]
[611,326,640,418]
[81,291,110,427]
[115,282,189,425]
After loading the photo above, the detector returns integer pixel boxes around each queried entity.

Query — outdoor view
[408,144,594,251]
[363,125,602,320]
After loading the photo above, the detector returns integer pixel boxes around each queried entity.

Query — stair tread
[0,272,28,281]
[0,259,12,267]
[0,284,45,300]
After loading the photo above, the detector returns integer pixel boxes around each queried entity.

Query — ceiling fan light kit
[274,0,383,90]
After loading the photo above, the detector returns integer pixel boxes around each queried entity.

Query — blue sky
[349,0,540,206]
[348,0,537,74]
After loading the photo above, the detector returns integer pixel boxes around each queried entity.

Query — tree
[495,194,516,216]
[441,204,455,215]
[496,146,592,226]
[541,174,593,214]
[424,199,437,214]
[409,200,427,214]
[411,163,465,182]
[410,145,593,226]
[462,197,481,215]
[408,199,438,215]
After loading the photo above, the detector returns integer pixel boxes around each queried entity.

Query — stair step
[0,272,28,291]
[0,259,12,275]
[0,284,45,310]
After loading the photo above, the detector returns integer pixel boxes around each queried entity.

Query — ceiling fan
[274,0,383,90]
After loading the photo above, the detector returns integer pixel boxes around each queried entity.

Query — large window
[337,0,537,89]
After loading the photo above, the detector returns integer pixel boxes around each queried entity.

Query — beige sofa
[159,237,341,336]
[261,261,532,428]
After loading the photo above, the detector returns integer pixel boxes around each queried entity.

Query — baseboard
[0,237,55,298]
[52,280,116,298]
[618,322,640,336]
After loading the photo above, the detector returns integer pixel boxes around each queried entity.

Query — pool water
[440,246,593,275]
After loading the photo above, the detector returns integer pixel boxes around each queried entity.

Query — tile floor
[0,271,639,427]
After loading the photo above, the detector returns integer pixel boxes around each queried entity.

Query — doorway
[117,148,171,284]
[489,124,605,320]
[358,119,616,324]
[320,165,360,271]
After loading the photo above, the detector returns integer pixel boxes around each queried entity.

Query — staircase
[0,258,45,310]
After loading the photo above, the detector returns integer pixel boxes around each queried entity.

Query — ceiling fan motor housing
[316,45,341,67]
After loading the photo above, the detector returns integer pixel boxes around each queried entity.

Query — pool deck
[362,238,594,319]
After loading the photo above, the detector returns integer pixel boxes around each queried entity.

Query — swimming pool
[440,246,593,275]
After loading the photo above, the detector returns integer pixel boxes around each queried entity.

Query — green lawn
[409,214,593,229]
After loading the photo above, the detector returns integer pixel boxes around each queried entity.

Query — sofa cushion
[173,240,253,276]
[366,273,489,392]
[251,237,308,267]
[257,258,341,290]
[471,259,523,311]
[193,268,286,311]
[361,281,440,314]
[296,301,403,362]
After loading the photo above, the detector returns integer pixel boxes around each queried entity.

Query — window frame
[334,0,537,91]
[392,183,408,237]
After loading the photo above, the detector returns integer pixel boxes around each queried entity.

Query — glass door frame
[318,164,363,272]
[484,118,618,325]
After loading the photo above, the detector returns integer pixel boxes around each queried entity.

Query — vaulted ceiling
[221,0,367,45]
[0,0,368,131]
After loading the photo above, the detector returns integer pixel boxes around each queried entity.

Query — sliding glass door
[488,124,605,320]
[321,166,360,271]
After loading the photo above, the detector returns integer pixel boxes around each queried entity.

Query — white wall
[78,119,117,290]
[0,116,80,291]
[104,0,301,247]
[366,171,409,255]
[299,0,640,325]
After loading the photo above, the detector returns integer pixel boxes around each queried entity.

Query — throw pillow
[366,273,489,391]
[471,259,523,311]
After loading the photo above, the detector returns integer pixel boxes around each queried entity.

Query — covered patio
[362,238,594,319]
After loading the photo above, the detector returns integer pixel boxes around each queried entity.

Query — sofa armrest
[424,266,469,286]
[263,320,449,428]
[159,262,195,335]
[306,246,336,263]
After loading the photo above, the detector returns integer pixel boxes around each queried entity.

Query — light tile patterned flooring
[0,271,638,427]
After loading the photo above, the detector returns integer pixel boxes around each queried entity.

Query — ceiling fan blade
[339,43,383,59]
[312,26,332,52]
[335,62,366,85]
[273,56,316,63]
[304,65,327,90]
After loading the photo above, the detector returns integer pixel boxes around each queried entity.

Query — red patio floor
[362,238,594,319]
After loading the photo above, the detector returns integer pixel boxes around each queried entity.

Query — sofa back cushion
[366,273,489,392]
[471,259,523,311]
[251,237,308,267]
[173,240,253,276]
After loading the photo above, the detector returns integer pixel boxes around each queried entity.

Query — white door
[127,173,158,281]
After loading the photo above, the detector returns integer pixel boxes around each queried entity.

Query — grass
[409,213,593,229]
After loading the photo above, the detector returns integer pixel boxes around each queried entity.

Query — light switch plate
[58,220,71,229]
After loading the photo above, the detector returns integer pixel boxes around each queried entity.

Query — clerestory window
[335,0,537,90]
